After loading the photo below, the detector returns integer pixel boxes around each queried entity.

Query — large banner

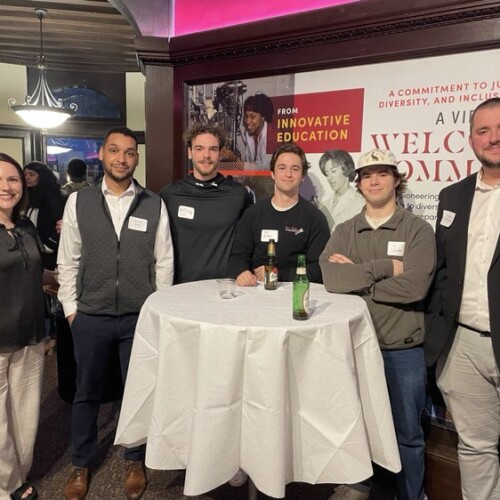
[187,48,500,229]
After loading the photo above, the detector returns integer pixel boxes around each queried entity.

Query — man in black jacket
[425,97,500,499]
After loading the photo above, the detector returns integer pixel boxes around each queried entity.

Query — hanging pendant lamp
[8,8,77,130]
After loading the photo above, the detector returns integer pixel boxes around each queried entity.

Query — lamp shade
[11,104,74,129]
[7,9,77,130]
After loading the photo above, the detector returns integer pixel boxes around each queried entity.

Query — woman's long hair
[24,161,62,208]
[0,152,28,223]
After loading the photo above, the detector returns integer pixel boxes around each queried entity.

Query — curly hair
[184,124,226,150]
[243,93,274,123]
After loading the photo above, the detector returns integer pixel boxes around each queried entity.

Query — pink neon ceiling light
[174,0,359,36]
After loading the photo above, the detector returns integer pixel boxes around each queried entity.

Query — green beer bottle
[293,254,309,320]
[264,239,278,290]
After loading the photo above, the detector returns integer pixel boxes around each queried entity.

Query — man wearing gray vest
[58,127,174,500]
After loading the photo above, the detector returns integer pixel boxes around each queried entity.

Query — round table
[116,280,400,498]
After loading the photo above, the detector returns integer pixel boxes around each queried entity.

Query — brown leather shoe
[64,466,89,500]
[124,460,147,500]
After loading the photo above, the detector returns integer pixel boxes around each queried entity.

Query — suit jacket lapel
[455,175,476,275]
[492,238,500,269]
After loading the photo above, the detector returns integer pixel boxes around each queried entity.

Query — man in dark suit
[425,97,500,499]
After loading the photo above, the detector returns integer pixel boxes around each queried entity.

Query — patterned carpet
[26,354,395,499]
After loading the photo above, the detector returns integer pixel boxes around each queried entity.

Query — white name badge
[261,229,279,242]
[387,241,406,257]
[128,216,148,232]
[178,205,195,220]
[440,210,455,228]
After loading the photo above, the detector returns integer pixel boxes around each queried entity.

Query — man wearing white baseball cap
[320,148,436,500]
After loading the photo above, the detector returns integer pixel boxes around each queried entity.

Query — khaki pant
[437,326,500,500]
[0,343,44,500]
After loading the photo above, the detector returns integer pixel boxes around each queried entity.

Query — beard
[193,160,217,179]
[476,151,500,169]
[103,164,134,183]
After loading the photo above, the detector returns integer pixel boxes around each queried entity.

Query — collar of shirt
[101,177,136,239]
[476,168,500,192]
[101,177,136,199]
[357,205,402,233]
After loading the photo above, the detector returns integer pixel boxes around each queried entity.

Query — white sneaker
[228,469,248,487]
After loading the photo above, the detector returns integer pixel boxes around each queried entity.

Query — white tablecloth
[115,280,401,498]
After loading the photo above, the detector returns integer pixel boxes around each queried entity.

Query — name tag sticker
[128,216,148,232]
[387,241,405,257]
[440,210,455,227]
[261,229,279,242]
[178,205,195,220]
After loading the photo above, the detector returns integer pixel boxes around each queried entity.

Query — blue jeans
[382,346,426,500]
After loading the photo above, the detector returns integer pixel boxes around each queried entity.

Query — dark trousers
[71,312,145,467]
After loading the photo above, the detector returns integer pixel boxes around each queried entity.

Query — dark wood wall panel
[144,64,175,193]
[172,18,499,84]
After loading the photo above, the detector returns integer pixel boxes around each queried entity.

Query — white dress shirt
[459,169,500,331]
[57,177,174,318]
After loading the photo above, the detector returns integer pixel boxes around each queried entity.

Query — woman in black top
[0,153,46,500]
[24,161,65,271]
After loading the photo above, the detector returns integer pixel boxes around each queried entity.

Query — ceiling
[2,1,497,76]
[0,0,139,74]
[0,0,372,75]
